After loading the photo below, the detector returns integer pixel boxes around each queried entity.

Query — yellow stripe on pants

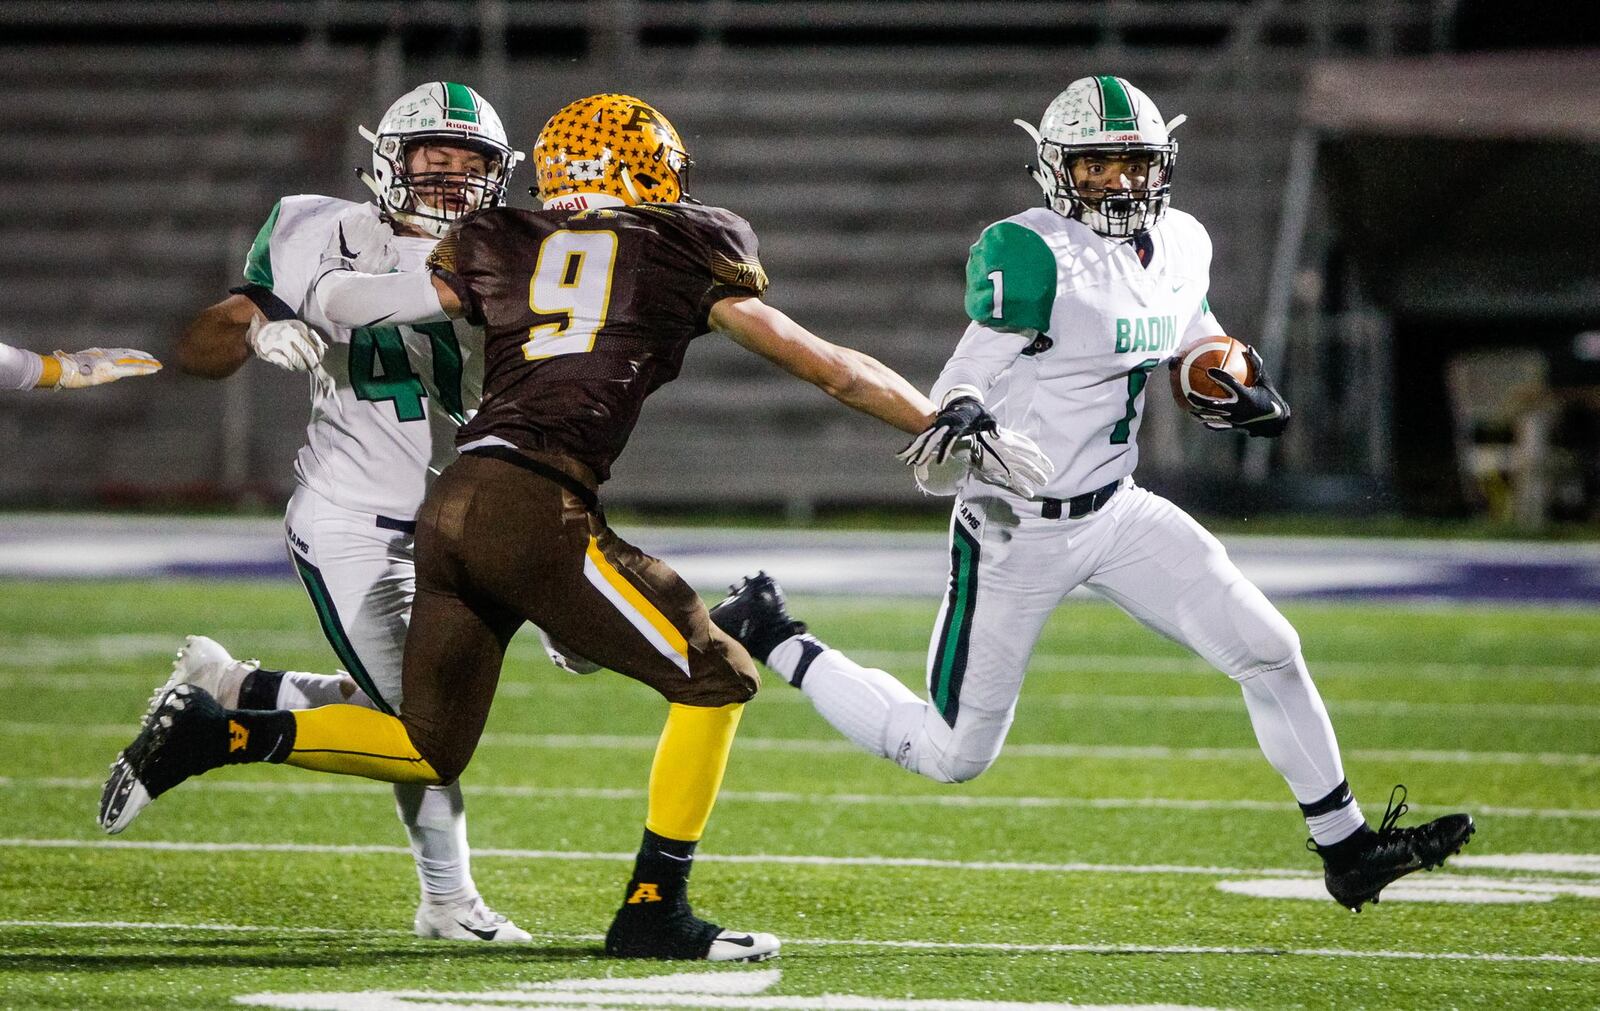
[584,536,690,673]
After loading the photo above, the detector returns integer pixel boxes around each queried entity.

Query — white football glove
[246,314,326,372]
[49,348,162,389]
[913,448,968,496]
[322,203,398,276]
[968,427,1055,499]
[538,627,602,675]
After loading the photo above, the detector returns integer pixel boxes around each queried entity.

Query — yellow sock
[283,704,440,784]
[645,702,743,842]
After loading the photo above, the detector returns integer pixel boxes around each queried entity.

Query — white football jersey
[933,206,1222,500]
[239,195,482,518]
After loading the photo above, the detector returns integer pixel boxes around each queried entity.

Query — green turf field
[1,579,1597,1009]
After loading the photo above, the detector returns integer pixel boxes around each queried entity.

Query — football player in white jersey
[162,82,532,942]
[0,342,159,390]
[712,76,1475,912]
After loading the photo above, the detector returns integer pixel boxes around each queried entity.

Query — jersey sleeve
[229,198,315,320]
[965,221,1056,335]
[1182,295,1225,343]
[930,321,1033,406]
[702,211,770,303]
[1175,214,1221,342]
[0,341,43,390]
[426,221,485,326]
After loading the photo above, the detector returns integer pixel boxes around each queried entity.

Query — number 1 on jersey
[1111,358,1161,445]
[987,270,1005,319]
[523,230,619,360]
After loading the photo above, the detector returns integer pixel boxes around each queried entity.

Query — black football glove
[898,396,998,467]
[1184,345,1292,439]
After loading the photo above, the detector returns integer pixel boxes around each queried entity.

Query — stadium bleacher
[0,1,1445,511]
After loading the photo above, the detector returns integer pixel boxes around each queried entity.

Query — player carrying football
[152,82,532,942]
[98,93,1051,960]
[711,76,1475,912]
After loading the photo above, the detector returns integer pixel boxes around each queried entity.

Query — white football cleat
[414,894,532,943]
[99,684,229,834]
[706,929,781,962]
[168,635,259,709]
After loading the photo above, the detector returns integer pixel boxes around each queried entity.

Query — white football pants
[793,479,1352,810]
[283,485,479,902]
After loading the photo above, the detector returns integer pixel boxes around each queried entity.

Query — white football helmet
[358,82,524,238]
[1014,75,1186,238]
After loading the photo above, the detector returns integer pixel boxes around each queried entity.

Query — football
[1169,335,1257,410]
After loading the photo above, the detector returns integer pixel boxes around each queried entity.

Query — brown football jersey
[429,202,769,482]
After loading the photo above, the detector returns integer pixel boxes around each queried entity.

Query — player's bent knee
[1220,583,1302,677]
[933,752,996,784]
[400,715,470,785]
[906,705,1008,784]
[667,640,761,707]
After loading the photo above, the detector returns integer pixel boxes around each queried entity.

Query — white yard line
[5,775,1598,821]
[9,722,1599,768]
[1037,693,1600,721]
[3,636,1598,684]
[4,838,1595,892]
[0,918,1594,966]
[9,673,1600,724]
[0,837,1318,876]
[845,650,1600,685]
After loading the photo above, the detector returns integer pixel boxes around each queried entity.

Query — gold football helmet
[533,93,692,206]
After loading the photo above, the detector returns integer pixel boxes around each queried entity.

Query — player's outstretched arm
[2,339,161,390]
[710,295,935,435]
[176,295,326,377]
[175,295,257,378]
[314,204,460,327]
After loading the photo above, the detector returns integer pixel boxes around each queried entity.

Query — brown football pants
[396,449,760,782]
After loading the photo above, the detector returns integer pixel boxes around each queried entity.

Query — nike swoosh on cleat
[456,921,500,941]
[721,934,756,947]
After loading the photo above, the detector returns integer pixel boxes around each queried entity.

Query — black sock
[222,709,298,764]
[621,828,697,909]
[236,669,284,710]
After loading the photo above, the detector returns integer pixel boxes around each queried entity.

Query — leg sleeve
[800,495,1066,784]
[1084,486,1348,803]
[284,487,415,712]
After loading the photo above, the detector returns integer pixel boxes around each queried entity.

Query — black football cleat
[604,886,778,962]
[709,572,809,666]
[1312,785,1475,911]
[98,683,229,834]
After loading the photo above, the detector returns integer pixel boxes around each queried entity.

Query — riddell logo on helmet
[545,194,594,211]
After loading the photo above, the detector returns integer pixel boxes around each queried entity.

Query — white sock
[1306,797,1368,847]
[1237,654,1366,842]
[274,671,352,710]
[394,781,476,901]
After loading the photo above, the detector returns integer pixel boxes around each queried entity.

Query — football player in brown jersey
[99,93,1051,961]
